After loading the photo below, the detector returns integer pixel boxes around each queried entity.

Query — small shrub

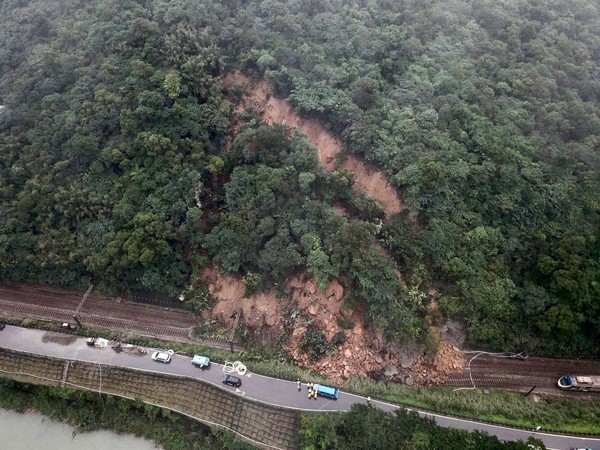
[336,316,355,330]
[228,83,246,99]
[299,326,335,361]
[181,287,213,315]
[242,272,262,297]
[330,331,346,347]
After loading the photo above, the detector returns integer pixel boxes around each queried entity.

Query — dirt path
[221,72,404,215]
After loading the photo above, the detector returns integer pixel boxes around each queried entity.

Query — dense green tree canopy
[212,0,600,354]
[299,404,546,449]
[0,0,229,294]
[1,0,599,354]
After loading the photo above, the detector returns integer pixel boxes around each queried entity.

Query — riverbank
[0,379,253,450]
[0,408,159,450]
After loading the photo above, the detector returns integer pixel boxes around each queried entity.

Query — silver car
[151,351,172,363]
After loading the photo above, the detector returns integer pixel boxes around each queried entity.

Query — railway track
[79,314,189,339]
[0,299,74,322]
[1,284,598,391]
[443,375,543,389]
[0,284,242,351]
[0,286,82,307]
[442,352,600,398]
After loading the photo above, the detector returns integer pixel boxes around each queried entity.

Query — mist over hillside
[0,0,598,356]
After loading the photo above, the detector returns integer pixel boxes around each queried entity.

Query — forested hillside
[1,0,599,356]
[0,0,231,292]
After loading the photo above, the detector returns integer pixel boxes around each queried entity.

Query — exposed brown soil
[332,204,350,217]
[411,341,466,385]
[285,273,384,382]
[222,72,340,171]
[342,156,404,214]
[2,284,598,398]
[200,266,283,330]
[201,267,391,383]
[200,266,464,384]
[221,72,404,216]
[216,72,463,384]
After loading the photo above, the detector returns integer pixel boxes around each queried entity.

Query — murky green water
[0,409,160,450]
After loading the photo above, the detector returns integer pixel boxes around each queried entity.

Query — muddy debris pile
[284,273,465,385]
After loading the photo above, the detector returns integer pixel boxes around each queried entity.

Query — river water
[0,409,160,450]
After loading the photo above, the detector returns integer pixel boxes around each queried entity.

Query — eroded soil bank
[209,72,464,384]
[203,266,464,384]
[221,72,404,216]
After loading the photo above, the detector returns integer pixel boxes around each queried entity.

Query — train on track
[557,373,600,391]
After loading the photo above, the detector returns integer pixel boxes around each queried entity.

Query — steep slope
[222,72,404,216]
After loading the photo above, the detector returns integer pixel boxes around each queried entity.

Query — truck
[192,354,211,369]
[313,384,340,399]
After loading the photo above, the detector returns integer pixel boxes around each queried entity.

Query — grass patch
[343,377,600,435]
[10,318,600,435]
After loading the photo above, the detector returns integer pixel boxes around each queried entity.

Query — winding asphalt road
[0,325,598,450]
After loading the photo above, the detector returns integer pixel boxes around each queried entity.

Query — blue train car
[558,373,600,392]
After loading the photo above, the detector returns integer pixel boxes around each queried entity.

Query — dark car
[223,375,242,387]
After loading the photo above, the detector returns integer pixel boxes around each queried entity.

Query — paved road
[0,325,598,450]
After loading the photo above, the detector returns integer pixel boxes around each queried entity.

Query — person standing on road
[297,380,301,391]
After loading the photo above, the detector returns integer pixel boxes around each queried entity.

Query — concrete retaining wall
[0,348,300,449]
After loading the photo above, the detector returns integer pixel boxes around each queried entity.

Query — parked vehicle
[313,384,340,399]
[192,355,210,369]
[223,375,242,387]
[111,341,147,353]
[151,351,172,363]
[557,373,600,392]
[86,337,110,348]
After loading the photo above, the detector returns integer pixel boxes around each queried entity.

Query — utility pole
[524,386,536,397]
[73,284,93,328]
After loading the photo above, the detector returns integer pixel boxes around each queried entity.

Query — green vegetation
[0,379,254,450]
[299,325,336,360]
[0,0,229,296]
[299,404,546,449]
[343,378,600,435]
[1,0,599,356]
[0,376,555,449]
[1,0,599,443]
[7,317,600,435]
[216,0,600,355]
